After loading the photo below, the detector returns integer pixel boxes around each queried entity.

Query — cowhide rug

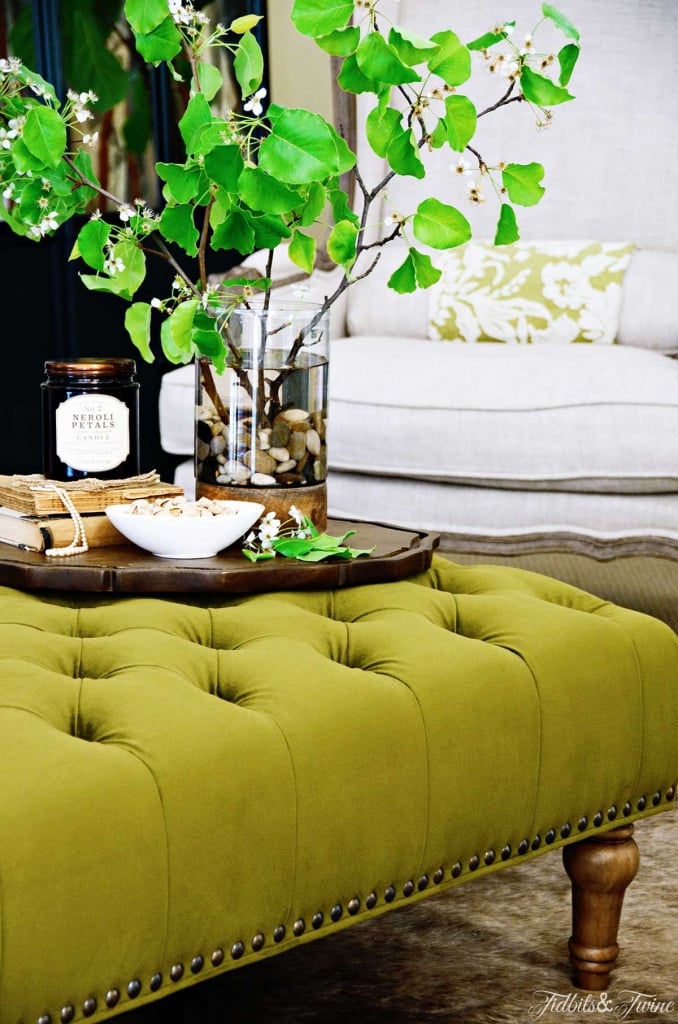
[130,811,677,1024]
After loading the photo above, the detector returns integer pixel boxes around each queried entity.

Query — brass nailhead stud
[403,880,415,896]
[366,892,378,908]
[501,845,512,861]
[82,998,97,1018]
[469,855,480,871]
[609,805,619,819]
[652,791,662,807]
[451,862,462,879]
[106,989,121,1008]
[518,839,530,855]
[330,903,343,922]
[560,823,571,839]
[484,850,496,866]
[231,942,245,961]
[191,955,205,973]
[348,898,361,915]
[211,949,224,967]
[545,830,556,845]
[623,801,632,815]
[433,868,444,884]
[127,979,142,999]
[60,1007,75,1024]
[293,918,306,935]
[578,816,588,832]
[150,974,163,992]
[273,925,286,943]
[38,1016,52,1024]
[170,963,184,982]
[312,912,324,929]
[252,933,265,951]
[593,811,603,827]
[384,885,396,902]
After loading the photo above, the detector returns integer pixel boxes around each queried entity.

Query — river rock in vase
[195,302,329,530]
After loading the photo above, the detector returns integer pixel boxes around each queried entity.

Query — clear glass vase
[195,301,330,529]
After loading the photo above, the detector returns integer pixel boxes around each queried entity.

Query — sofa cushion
[428,241,634,345]
[328,338,678,493]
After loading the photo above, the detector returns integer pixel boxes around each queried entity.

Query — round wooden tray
[0,519,439,594]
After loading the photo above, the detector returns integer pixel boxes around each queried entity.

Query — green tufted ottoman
[0,555,676,1024]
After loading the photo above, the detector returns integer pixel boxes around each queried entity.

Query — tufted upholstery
[1,556,677,1022]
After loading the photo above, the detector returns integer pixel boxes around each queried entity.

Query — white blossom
[243,88,267,117]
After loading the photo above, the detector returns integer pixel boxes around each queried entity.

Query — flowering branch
[243,507,375,563]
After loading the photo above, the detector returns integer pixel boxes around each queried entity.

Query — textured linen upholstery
[1,559,677,1022]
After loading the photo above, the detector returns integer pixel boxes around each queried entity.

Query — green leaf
[191,310,227,373]
[387,129,425,179]
[196,62,223,101]
[428,30,471,86]
[502,162,545,207]
[203,145,245,193]
[494,203,520,245]
[443,95,477,152]
[131,16,182,64]
[336,53,378,95]
[211,209,256,254]
[388,27,440,66]
[387,251,416,293]
[520,66,575,106]
[159,204,199,256]
[110,238,147,296]
[178,93,212,152]
[125,0,169,35]
[246,211,292,250]
[314,26,360,56]
[356,33,421,86]
[22,106,66,168]
[466,24,514,51]
[289,230,317,274]
[233,31,264,98]
[542,4,580,41]
[410,248,442,288]
[160,316,192,364]
[156,161,204,204]
[328,186,359,227]
[72,219,111,271]
[413,198,472,249]
[298,182,327,227]
[170,298,200,352]
[557,43,580,86]
[239,167,304,213]
[124,301,154,363]
[327,219,358,271]
[291,0,354,37]
[366,105,403,158]
[230,14,263,34]
[61,3,128,112]
[243,548,275,562]
[259,108,354,184]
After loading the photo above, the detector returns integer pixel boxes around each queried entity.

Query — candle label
[55,394,130,472]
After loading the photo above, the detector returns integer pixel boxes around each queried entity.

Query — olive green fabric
[0,557,676,1023]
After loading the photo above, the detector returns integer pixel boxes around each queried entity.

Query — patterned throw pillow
[429,240,635,344]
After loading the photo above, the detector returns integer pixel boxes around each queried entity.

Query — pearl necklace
[43,485,90,557]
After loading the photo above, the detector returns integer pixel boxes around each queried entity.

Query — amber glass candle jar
[41,358,140,481]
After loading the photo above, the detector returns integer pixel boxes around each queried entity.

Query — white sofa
[159,0,678,559]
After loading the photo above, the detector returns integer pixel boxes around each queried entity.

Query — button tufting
[273,925,286,943]
[293,918,306,935]
[484,850,496,866]
[384,885,396,902]
[366,891,378,908]
[518,839,530,855]
[60,1007,75,1024]
[578,816,588,831]
[252,933,265,951]
[150,974,163,992]
[403,880,415,896]
[127,979,141,999]
[545,830,556,845]
[501,844,512,861]
[433,868,444,884]
[451,862,462,878]
[231,942,245,960]
[469,855,480,871]
[560,823,571,839]
[170,963,184,982]
[82,998,97,1018]
[211,949,224,967]
[191,955,205,972]
[330,903,343,922]
[348,898,360,915]
[312,912,324,929]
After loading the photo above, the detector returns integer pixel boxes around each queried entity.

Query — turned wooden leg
[562,824,640,991]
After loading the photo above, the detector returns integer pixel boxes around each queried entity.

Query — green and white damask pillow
[429,240,635,344]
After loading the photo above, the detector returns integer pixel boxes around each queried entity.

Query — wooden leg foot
[562,824,640,991]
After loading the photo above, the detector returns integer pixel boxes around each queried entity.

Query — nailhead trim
[60,1007,75,1024]
[312,911,324,929]
[418,874,429,890]
[82,998,97,1018]
[468,855,480,872]
[273,924,286,942]
[667,786,676,801]
[210,948,224,967]
[403,880,415,896]
[545,830,556,845]
[366,891,378,908]
[231,942,244,960]
[330,903,343,921]
[105,988,120,1008]
[451,861,462,878]
[293,918,306,935]
[127,979,141,998]
[38,1016,51,1024]
[433,868,445,884]
[252,933,265,951]
[170,963,184,982]
[348,897,361,914]
[384,885,396,902]
[150,973,163,991]
[191,955,204,973]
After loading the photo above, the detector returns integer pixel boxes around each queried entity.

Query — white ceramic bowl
[105,499,265,559]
